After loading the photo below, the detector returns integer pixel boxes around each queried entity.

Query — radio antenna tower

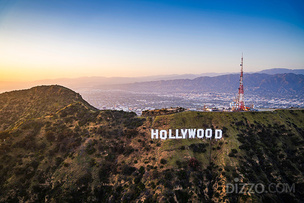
[237,54,245,110]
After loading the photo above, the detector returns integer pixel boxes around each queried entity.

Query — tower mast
[238,54,245,110]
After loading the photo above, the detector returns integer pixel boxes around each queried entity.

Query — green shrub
[46,131,55,142]
[122,165,136,175]
[150,182,156,189]
[86,144,96,155]
[55,157,63,167]
[188,157,200,169]
[160,159,167,164]
[231,149,238,154]
[139,166,145,174]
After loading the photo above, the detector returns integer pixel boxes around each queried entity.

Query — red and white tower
[237,54,245,110]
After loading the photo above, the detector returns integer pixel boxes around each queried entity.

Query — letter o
[276,183,285,193]
[197,129,204,138]
[255,183,265,194]
[206,129,212,139]
[160,130,167,140]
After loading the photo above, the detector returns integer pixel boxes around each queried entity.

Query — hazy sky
[0,0,304,81]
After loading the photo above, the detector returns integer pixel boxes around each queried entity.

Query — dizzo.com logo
[226,178,295,194]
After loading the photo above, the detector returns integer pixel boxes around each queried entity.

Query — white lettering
[205,129,212,139]
[150,128,223,140]
[197,129,204,138]
[215,129,222,139]
[176,129,182,139]
[160,130,167,140]
[151,129,158,139]
[169,129,175,139]
[188,129,196,138]
[181,129,187,139]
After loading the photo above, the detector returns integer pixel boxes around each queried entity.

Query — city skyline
[0,0,304,81]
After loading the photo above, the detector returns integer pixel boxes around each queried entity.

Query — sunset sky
[0,0,303,81]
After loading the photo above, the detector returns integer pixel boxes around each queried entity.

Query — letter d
[226,183,235,194]
[215,129,222,139]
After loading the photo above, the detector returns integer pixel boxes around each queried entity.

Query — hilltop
[0,85,304,202]
[0,85,96,131]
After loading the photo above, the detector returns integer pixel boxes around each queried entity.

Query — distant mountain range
[257,68,304,75]
[103,73,304,96]
[0,68,303,94]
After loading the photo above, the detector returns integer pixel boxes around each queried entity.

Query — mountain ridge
[0,85,96,131]
[1,68,303,93]
[258,68,304,75]
[103,73,304,96]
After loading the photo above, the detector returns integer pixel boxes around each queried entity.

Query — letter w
[188,129,196,138]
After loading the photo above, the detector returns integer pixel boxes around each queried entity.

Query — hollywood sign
[151,129,223,140]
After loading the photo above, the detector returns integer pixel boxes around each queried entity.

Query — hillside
[0,86,304,202]
[0,85,96,131]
